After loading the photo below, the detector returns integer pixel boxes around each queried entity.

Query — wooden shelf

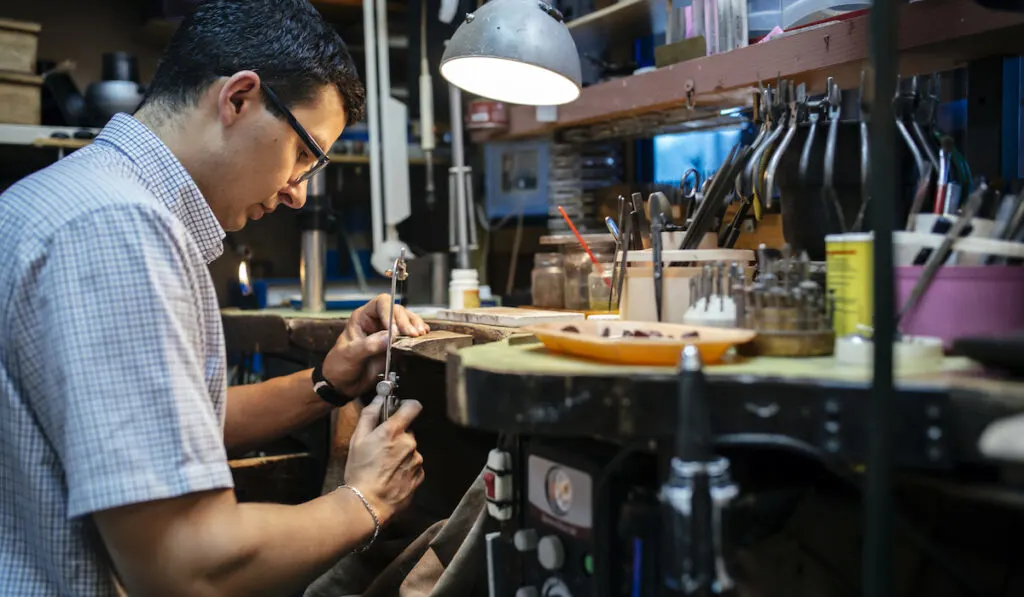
[32,138,91,150]
[326,152,437,165]
[140,2,405,47]
[0,124,100,147]
[502,0,1024,139]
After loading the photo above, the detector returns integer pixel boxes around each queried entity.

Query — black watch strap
[312,363,351,408]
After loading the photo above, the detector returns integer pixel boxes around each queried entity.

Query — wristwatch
[311,362,351,407]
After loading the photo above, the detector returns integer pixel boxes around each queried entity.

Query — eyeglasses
[262,85,330,184]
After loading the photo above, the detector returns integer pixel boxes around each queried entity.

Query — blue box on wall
[484,139,551,219]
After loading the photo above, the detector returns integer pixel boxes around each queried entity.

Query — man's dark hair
[142,0,365,125]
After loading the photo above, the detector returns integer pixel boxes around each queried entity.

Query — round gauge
[545,466,573,515]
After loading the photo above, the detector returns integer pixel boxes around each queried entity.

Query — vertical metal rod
[301,231,326,312]
[300,171,329,313]
[448,82,471,270]
[466,171,479,249]
[449,170,457,250]
[362,0,384,253]
[420,0,436,209]
[865,0,899,594]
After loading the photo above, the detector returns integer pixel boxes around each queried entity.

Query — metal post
[300,170,329,313]
[362,0,384,253]
[865,0,899,594]
[448,82,471,270]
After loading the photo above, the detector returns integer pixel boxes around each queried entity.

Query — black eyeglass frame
[262,85,330,184]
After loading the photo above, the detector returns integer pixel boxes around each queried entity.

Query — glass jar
[562,242,615,311]
[531,253,565,308]
[588,268,618,311]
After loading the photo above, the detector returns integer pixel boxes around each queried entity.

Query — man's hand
[322,294,430,397]
[343,397,424,523]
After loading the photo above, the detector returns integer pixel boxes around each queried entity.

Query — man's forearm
[213,489,377,597]
[98,487,381,597]
[224,370,333,453]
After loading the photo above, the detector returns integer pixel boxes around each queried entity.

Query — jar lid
[534,252,563,266]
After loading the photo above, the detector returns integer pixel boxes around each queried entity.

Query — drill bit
[376,248,408,425]
[703,265,713,312]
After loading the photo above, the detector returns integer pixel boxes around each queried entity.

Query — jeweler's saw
[376,247,408,425]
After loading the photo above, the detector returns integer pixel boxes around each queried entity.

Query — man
[0,1,429,595]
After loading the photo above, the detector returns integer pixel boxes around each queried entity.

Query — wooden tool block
[0,19,41,74]
[0,71,42,125]
[431,307,585,328]
[392,330,473,362]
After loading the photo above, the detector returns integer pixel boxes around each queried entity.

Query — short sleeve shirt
[0,114,235,595]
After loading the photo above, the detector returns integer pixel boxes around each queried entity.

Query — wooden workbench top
[452,338,1000,391]
[446,339,1024,468]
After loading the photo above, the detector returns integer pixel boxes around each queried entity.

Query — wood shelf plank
[503,0,1024,139]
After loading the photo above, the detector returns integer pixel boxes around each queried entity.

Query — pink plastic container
[896,266,1024,349]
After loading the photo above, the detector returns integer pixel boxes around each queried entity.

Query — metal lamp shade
[439,0,583,106]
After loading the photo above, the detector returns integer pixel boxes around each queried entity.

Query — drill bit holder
[736,244,836,356]
[375,248,408,425]
[682,261,746,329]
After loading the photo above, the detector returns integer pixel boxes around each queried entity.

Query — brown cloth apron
[304,472,489,597]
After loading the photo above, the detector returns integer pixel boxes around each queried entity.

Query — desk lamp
[440,0,583,107]
[438,0,582,305]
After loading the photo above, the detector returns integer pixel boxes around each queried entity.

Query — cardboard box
[0,71,42,125]
[0,18,41,74]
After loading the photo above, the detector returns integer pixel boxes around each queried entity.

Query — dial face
[545,466,573,515]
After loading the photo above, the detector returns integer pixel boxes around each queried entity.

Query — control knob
[541,577,572,597]
[537,535,565,571]
[514,529,539,552]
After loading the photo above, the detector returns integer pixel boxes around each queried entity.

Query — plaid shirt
[0,114,235,595]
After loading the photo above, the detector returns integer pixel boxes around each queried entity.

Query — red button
[483,471,496,499]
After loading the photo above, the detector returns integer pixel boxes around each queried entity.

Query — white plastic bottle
[449,269,480,309]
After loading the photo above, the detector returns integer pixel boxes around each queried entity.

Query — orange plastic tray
[522,320,757,366]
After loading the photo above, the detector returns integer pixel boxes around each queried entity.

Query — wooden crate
[0,71,42,125]
[0,18,41,74]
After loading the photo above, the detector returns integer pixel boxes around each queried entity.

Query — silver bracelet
[340,485,379,553]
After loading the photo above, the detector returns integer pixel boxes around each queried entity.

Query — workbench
[445,337,1024,597]
[448,338,1024,472]
[221,309,1024,595]
[224,306,1024,489]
